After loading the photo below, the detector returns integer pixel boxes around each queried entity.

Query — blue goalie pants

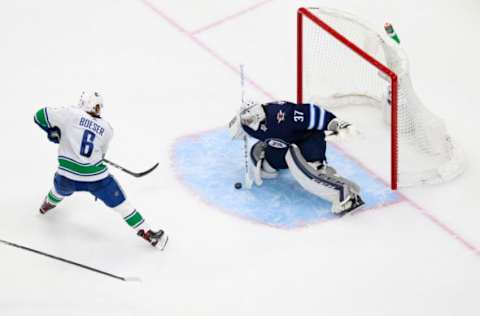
[53,173,126,208]
[263,131,327,170]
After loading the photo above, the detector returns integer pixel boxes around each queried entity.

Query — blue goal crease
[173,129,401,229]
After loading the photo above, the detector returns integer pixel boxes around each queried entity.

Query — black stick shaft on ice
[0,238,134,282]
[103,158,159,178]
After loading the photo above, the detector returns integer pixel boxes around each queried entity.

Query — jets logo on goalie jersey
[34,106,113,181]
[242,101,336,145]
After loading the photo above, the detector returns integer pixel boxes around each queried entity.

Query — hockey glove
[325,118,358,141]
[228,114,247,140]
[47,127,61,144]
[252,157,278,186]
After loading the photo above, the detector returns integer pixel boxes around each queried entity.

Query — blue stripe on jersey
[308,104,316,130]
[34,116,48,132]
[44,108,52,129]
[317,107,325,130]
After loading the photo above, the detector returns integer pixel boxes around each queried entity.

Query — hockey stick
[240,64,253,189]
[103,158,159,178]
[0,238,140,282]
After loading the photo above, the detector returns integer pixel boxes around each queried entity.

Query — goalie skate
[137,229,169,250]
[337,194,365,216]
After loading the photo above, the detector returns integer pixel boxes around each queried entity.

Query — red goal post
[296,7,464,190]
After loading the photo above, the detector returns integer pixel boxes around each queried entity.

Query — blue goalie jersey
[242,101,336,147]
[242,101,337,169]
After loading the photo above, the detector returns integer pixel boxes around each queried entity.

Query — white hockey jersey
[34,106,113,181]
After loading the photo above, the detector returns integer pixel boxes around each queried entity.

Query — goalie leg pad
[250,141,279,185]
[285,144,363,214]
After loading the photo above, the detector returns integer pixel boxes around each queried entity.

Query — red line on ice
[140,0,275,101]
[191,0,275,35]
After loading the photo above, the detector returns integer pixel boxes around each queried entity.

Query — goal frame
[296,7,399,189]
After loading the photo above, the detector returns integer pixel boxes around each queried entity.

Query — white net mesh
[300,7,464,187]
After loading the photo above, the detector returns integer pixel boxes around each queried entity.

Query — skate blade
[339,200,365,216]
[156,235,169,251]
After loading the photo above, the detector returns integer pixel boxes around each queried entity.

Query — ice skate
[337,194,365,216]
[39,199,56,214]
[137,229,168,250]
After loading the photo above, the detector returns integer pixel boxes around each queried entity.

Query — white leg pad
[285,144,360,213]
[250,141,278,186]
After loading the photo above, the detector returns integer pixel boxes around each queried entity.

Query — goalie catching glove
[325,118,358,141]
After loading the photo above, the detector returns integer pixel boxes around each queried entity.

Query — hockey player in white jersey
[34,92,168,249]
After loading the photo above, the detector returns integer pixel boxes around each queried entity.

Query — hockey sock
[123,209,148,230]
[46,189,64,206]
[113,201,150,232]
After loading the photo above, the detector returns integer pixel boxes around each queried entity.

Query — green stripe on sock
[35,108,49,129]
[58,159,107,175]
[47,191,62,204]
[125,211,144,228]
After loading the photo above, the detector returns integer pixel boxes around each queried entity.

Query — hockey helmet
[78,91,104,116]
[239,100,265,131]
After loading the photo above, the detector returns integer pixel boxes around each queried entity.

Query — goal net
[297,7,464,189]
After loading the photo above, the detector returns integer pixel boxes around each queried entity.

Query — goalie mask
[78,91,104,116]
[228,100,266,139]
[239,100,265,131]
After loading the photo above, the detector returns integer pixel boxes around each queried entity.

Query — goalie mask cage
[297,7,464,189]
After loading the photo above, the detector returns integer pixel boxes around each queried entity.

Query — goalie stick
[103,158,159,178]
[240,64,253,189]
[0,238,140,282]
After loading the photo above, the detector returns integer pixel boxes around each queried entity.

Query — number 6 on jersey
[80,130,96,158]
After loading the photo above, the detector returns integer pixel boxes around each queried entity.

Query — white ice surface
[0,0,479,315]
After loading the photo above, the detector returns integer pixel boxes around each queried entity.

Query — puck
[234,182,242,189]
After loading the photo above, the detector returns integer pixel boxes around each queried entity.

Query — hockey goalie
[229,100,364,215]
